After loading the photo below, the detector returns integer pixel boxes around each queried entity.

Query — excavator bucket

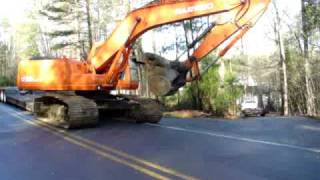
[143,53,188,96]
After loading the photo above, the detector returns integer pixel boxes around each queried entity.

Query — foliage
[0,76,14,86]
[302,0,320,34]
[165,56,244,117]
[39,0,89,51]
[16,22,41,58]
[199,57,243,116]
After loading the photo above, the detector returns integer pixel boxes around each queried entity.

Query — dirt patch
[164,110,244,120]
[164,110,211,119]
[311,116,320,120]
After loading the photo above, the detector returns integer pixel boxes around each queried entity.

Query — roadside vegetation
[0,76,14,86]
[164,56,243,118]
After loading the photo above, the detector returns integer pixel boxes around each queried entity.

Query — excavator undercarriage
[33,92,163,129]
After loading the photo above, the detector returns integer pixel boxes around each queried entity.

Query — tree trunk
[278,31,289,116]
[183,20,203,110]
[85,0,93,49]
[280,52,289,116]
[273,1,289,116]
[301,0,316,116]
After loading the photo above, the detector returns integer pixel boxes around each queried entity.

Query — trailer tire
[0,91,3,102]
[3,92,6,103]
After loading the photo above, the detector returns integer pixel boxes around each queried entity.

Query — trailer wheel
[3,92,6,103]
[0,91,3,102]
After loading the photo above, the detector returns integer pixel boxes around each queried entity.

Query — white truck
[241,96,268,117]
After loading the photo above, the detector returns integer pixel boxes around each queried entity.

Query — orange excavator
[16,0,270,128]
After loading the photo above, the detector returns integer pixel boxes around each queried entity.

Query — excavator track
[32,92,162,129]
[33,93,99,129]
[81,92,163,124]
[126,97,163,124]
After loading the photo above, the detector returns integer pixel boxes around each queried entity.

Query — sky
[0,0,302,58]
[0,0,32,24]
[142,0,302,59]
[240,0,301,57]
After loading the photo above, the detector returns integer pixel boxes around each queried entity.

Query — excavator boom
[90,0,245,71]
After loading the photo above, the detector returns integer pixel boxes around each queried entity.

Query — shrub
[0,76,15,86]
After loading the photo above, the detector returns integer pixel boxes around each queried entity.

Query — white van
[241,96,267,117]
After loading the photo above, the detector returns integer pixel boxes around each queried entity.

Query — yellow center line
[59,127,200,180]
[9,110,200,180]
[10,113,170,180]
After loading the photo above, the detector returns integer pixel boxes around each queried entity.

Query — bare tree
[272,2,289,116]
[85,0,93,50]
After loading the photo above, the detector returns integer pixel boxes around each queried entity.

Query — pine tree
[39,0,93,56]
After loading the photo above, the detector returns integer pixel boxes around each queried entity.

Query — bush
[0,76,15,86]
[163,56,243,118]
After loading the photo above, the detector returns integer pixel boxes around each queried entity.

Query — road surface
[0,103,320,180]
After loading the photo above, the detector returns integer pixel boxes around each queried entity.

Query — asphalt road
[0,103,320,180]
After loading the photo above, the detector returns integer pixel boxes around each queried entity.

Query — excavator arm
[184,24,252,83]
[138,0,270,95]
[184,0,269,80]
[89,0,246,70]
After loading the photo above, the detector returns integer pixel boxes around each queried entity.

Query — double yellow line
[9,110,200,180]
